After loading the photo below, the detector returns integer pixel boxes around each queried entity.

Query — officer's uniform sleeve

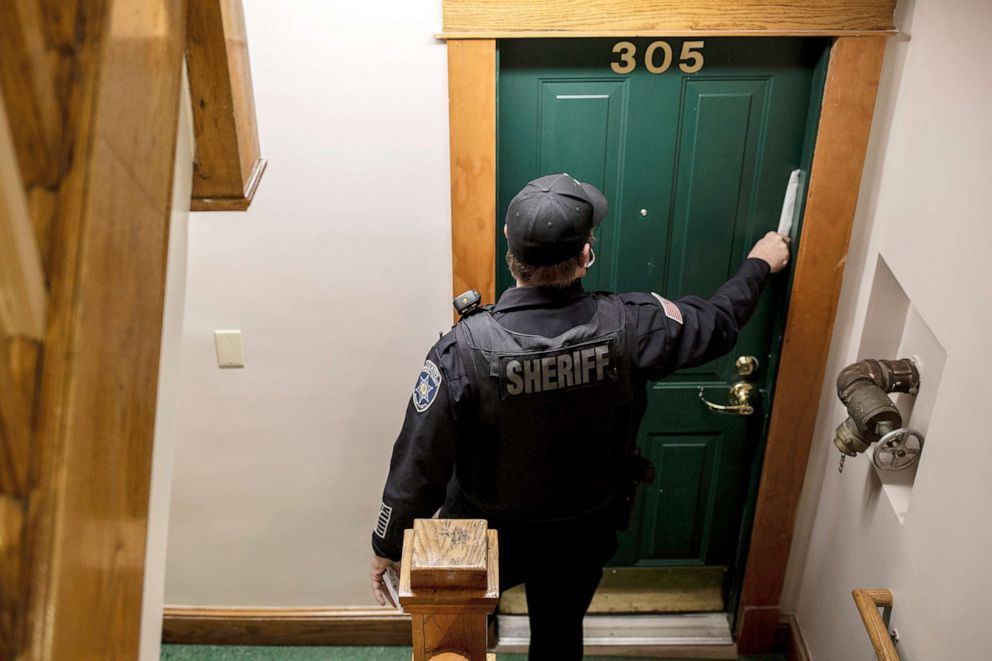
[371,333,466,561]
[620,257,771,380]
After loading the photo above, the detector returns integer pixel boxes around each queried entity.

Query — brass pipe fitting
[834,359,920,457]
[836,358,919,400]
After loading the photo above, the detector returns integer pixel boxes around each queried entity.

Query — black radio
[453,290,482,317]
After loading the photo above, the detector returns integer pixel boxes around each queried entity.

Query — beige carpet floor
[499,566,727,615]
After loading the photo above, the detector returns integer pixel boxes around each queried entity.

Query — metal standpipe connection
[834,358,920,458]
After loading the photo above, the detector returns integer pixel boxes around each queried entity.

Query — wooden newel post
[400,519,499,661]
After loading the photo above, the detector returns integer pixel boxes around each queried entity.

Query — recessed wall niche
[856,256,946,522]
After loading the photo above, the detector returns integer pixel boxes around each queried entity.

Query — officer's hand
[748,231,791,273]
[370,554,400,607]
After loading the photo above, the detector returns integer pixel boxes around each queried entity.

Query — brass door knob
[699,382,756,416]
[735,355,759,376]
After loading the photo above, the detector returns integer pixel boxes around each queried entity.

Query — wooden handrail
[187,0,266,211]
[852,588,899,660]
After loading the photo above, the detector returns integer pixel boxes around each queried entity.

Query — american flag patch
[374,503,392,539]
[651,293,683,325]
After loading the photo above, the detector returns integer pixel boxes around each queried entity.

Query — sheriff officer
[370,174,790,660]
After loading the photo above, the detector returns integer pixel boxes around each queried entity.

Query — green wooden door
[497,38,827,577]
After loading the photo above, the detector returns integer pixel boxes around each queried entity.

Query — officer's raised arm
[624,231,790,379]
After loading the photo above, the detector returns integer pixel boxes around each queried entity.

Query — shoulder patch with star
[412,360,442,413]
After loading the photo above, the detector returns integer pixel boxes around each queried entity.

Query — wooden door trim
[441,0,895,34]
[437,30,897,40]
[445,25,889,655]
[735,35,887,653]
[447,39,497,304]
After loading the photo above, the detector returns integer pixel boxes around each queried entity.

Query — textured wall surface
[781,0,992,658]
[164,0,451,606]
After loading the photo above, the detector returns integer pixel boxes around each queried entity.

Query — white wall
[140,70,194,659]
[164,0,451,606]
[781,0,992,658]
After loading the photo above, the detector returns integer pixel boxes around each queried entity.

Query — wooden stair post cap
[409,519,489,590]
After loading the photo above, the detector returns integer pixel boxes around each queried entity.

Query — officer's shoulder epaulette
[431,324,472,381]
[616,291,660,306]
[436,323,457,341]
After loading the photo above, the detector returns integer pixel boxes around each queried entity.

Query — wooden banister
[186,0,266,211]
[0,83,46,341]
[400,519,499,661]
[852,588,899,660]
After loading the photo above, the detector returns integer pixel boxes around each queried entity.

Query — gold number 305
[611,41,637,74]
[611,40,705,75]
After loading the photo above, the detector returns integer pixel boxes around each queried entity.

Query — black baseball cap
[505,174,608,266]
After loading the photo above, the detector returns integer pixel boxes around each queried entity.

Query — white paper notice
[383,566,401,608]
[777,169,802,237]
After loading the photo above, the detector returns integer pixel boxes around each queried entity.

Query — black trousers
[441,489,618,661]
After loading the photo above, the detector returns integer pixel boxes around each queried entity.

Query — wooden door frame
[441,1,892,653]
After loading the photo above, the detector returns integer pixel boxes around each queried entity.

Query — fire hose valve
[833,358,924,473]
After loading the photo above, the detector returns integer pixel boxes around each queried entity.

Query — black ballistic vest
[454,294,639,521]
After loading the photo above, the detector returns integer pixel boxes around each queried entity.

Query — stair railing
[399,519,499,661]
[852,588,899,660]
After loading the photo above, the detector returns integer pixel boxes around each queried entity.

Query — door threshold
[496,612,735,658]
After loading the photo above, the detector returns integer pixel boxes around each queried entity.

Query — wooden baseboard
[774,613,811,661]
[162,605,810,656]
[162,606,411,646]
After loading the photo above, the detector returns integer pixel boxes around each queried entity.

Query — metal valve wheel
[872,427,924,471]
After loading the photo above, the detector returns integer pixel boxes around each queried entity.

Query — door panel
[641,432,718,561]
[667,78,771,381]
[537,81,626,186]
[534,79,628,292]
[497,38,827,579]
[632,386,758,566]
[669,79,770,300]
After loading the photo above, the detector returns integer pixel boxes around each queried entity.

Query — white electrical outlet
[214,330,245,368]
